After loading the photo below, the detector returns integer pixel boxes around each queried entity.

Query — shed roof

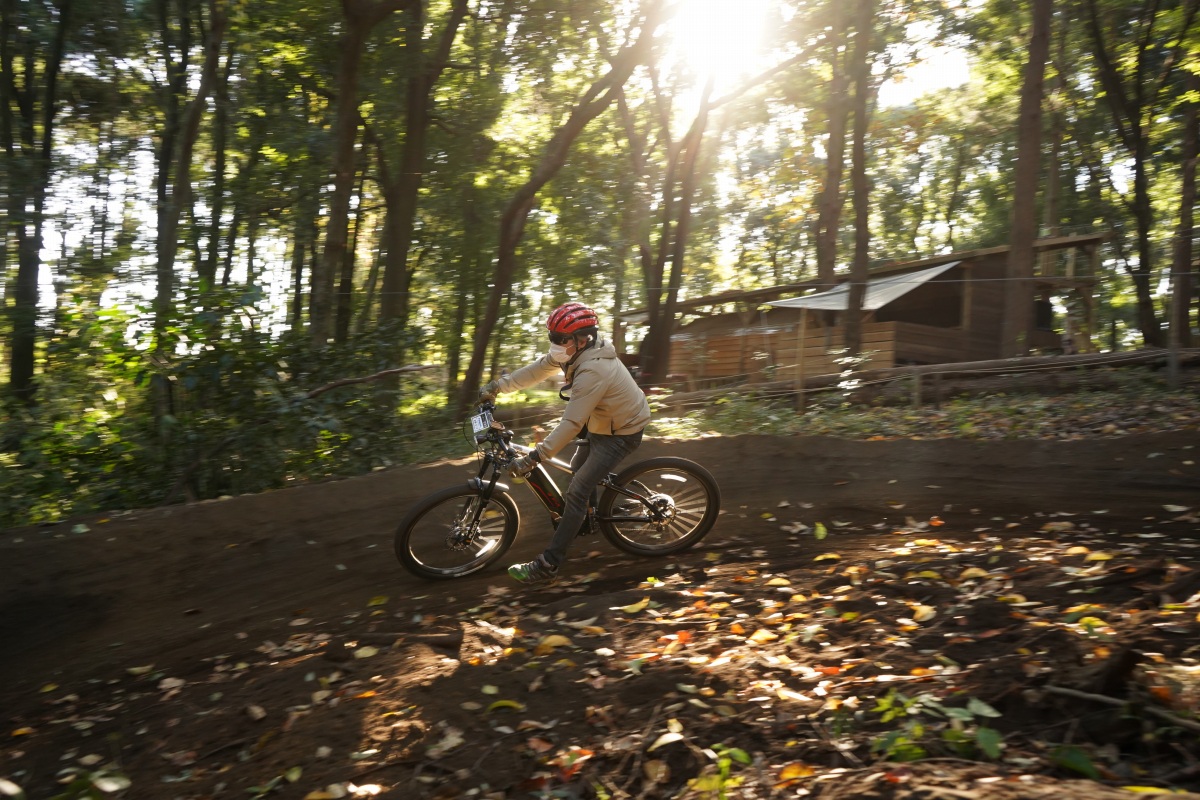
[617,232,1107,323]
[766,262,960,312]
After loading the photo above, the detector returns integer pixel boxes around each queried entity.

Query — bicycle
[394,402,721,580]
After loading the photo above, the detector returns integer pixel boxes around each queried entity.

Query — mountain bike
[394,402,721,580]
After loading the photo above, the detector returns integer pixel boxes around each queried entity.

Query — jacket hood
[564,336,615,377]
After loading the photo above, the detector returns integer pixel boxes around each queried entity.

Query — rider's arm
[492,355,560,395]
[536,367,605,460]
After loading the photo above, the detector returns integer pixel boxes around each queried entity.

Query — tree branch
[305,364,433,398]
[1043,684,1200,734]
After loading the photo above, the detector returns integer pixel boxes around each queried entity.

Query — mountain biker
[479,302,651,584]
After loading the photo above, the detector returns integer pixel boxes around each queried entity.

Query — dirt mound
[2,432,1199,799]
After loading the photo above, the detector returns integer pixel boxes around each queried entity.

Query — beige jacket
[493,338,651,460]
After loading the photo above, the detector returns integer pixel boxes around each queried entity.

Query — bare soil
[3,431,1200,799]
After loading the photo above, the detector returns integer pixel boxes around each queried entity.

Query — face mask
[548,343,571,365]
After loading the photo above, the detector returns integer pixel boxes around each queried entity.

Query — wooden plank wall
[670,321,990,385]
[963,255,1006,360]
[671,322,907,384]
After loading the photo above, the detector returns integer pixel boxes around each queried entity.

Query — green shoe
[508,556,559,584]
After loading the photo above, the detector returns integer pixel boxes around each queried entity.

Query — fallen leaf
[644,759,670,783]
[912,605,937,622]
[647,732,684,752]
[527,737,555,753]
[426,727,464,759]
[367,595,389,607]
[619,597,650,614]
[486,699,526,713]
[776,762,816,785]
[1085,552,1114,562]
[748,629,779,644]
[353,646,379,659]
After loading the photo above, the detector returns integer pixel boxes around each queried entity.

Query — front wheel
[395,484,520,580]
[597,457,720,557]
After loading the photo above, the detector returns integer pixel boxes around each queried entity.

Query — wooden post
[1088,243,1102,352]
[795,307,807,412]
[960,264,974,361]
[911,367,922,408]
[932,371,942,409]
[1169,271,1182,390]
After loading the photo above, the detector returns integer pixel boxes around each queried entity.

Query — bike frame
[467,411,655,528]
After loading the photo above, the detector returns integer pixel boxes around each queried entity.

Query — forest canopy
[1,0,1198,526]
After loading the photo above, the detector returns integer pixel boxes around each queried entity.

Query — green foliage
[1051,745,1101,779]
[870,689,1004,762]
[647,368,1199,444]
[0,295,473,529]
[48,767,130,800]
[687,744,753,800]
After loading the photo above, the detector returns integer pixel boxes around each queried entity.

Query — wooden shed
[644,233,1104,389]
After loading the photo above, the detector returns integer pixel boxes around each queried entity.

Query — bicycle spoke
[402,492,516,576]
[604,463,718,551]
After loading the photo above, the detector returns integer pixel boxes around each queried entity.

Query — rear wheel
[394,485,520,580]
[597,457,720,556]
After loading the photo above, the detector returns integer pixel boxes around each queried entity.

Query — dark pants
[542,429,644,568]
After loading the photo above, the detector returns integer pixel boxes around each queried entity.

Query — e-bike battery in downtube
[523,464,565,518]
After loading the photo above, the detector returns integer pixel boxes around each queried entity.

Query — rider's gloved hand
[509,451,541,477]
[479,381,500,403]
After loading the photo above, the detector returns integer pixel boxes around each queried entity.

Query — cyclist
[479,302,651,584]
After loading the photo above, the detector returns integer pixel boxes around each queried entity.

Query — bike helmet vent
[547,302,598,335]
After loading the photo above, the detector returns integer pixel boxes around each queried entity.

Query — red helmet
[546,302,598,336]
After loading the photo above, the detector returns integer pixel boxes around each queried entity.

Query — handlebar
[469,403,578,475]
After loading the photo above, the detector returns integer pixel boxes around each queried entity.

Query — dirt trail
[2,431,1198,799]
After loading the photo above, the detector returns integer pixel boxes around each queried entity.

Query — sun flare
[667,0,774,89]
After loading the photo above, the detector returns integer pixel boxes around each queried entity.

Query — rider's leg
[542,430,643,568]
[567,435,599,536]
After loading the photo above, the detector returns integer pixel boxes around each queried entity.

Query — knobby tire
[597,457,721,556]
[394,484,520,580]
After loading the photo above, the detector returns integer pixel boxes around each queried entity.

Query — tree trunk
[845,0,875,359]
[1171,70,1198,349]
[290,208,310,329]
[814,5,852,290]
[455,1,664,417]
[378,0,468,329]
[202,36,234,290]
[642,79,715,385]
[313,0,416,348]
[156,0,226,335]
[4,0,71,404]
[1081,0,1198,347]
[312,23,367,348]
[1002,0,1052,358]
[336,166,368,343]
